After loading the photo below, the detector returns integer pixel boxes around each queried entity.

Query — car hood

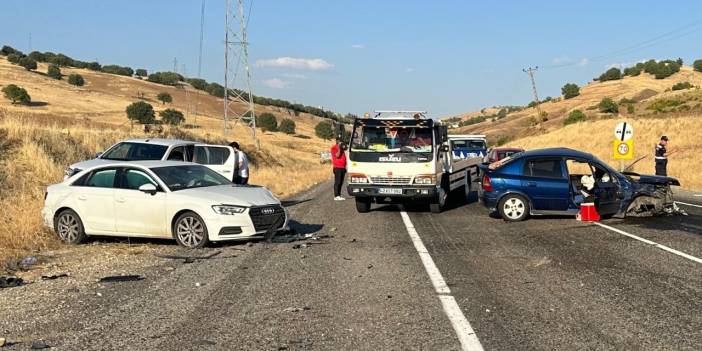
[623,172,681,186]
[174,184,281,207]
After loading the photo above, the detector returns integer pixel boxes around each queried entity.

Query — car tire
[355,198,371,213]
[54,209,87,245]
[173,211,210,248]
[498,194,529,221]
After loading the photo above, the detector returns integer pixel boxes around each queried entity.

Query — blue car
[479,148,681,221]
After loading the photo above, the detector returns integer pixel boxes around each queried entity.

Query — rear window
[524,159,564,178]
[101,142,168,161]
[193,146,231,165]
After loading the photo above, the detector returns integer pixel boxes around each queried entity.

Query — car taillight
[482,175,493,192]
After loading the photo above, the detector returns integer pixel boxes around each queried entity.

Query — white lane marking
[676,201,702,209]
[594,222,702,265]
[400,211,484,351]
[694,194,702,197]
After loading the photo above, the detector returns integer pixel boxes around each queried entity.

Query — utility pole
[173,57,178,73]
[523,66,542,117]
[224,0,258,149]
[194,0,206,126]
[28,33,32,52]
[182,64,191,124]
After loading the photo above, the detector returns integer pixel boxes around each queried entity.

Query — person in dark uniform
[654,136,672,176]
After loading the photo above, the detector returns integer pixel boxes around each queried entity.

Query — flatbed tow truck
[346,111,485,213]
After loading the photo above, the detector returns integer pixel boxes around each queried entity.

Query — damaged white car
[43,161,287,248]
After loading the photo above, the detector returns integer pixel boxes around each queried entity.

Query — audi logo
[261,208,275,215]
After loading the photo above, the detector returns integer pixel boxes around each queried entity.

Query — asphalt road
[1,182,701,350]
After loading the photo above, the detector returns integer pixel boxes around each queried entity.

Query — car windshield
[452,140,486,149]
[101,142,169,161]
[351,126,433,153]
[151,165,231,191]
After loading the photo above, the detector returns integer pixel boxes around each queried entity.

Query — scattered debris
[193,339,216,346]
[350,238,357,243]
[0,337,5,347]
[99,275,144,283]
[485,309,490,313]
[0,276,24,289]
[18,256,39,270]
[292,243,308,250]
[386,295,392,299]
[329,227,337,232]
[283,306,311,313]
[96,292,103,297]
[154,251,221,263]
[195,282,202,287]
[246,242,254,247]
[41,273,69,281]
[30,339,50,349]
[367,264,374,269]
[343,257,352,261]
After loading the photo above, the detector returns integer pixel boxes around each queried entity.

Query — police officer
[654,136,672,176]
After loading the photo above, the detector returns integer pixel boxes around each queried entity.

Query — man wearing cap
[654,136,673,176]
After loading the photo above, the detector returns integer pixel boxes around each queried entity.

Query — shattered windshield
[351,126,433,153]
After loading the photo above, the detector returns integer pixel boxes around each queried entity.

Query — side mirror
[440,145,449,153]
[138,183,158,195]
[95,152,104,159]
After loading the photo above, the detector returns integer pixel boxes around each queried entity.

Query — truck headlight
[212,205,247,215]
[413,175,436,185]
[349,173,369,184]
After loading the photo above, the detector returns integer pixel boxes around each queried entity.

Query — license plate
[378,188,403,195]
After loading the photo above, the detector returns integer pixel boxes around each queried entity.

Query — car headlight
[349,173,369,184]
[212,205,247,215]
[414,175,436,185]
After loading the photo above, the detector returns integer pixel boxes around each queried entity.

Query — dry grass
[0,57,335,265]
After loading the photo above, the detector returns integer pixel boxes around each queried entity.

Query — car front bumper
[203,205,289,242]
[347,184,437,199]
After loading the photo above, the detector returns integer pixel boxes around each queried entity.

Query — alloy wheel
[503,197,525,220]
[57,213,80,242]
[176,216,205,248]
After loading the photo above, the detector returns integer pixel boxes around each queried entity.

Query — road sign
[614,122,634,142]
[613,139,634,160]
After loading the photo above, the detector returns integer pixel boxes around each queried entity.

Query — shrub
[206,82,225,98]
[102,64,134,76]
[598,67,622,82]
[527,116,538,126]
[126,101,155,124]
[156,92,172,104]
[279,118,296,134]
[2,84,31,104]
[654,61,680,79]
[598,98,619,114]
[627,104,635,114]
[186,78,208,91]
[561,83,580,99]
[28,51,47,62]
[672,82,693,91]
[7,53,23,64]
[159,108,185,126]
[539,111,549,121]
[47,64,62,80]
[135,69,148,77]
[564,109,587,125]
[623,66,641,76]
[647,98,682,113]
[527,100,539,108]
[86,62,102,71]
[48,53,74,67]
[495,135,510,146]
[67,74,85,86]
[0,45,20,56]
[315,121,334,140]
[256,112,278,132]
[619,97,636,104]
[18,57,37,71]
[694,59,702,73]
[147,71,184,86]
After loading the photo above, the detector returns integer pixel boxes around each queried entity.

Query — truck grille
[370,176,412,185]
[249,205,285,232]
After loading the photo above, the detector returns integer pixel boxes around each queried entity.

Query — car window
[167,146,186,161]
[150,165,231,191]
[193,146,231,165]
[591,164,615,184]
[85,169,117,188]
[566,159,592,176]
[120,169,158,190]
[101,142,168,161]
[524,159,564,178]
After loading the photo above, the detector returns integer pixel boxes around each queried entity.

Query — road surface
[1,182,701,350]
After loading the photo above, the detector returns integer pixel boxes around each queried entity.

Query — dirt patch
[631,88,659,102]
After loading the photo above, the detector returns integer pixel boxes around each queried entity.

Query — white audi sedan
[43,161,287,248]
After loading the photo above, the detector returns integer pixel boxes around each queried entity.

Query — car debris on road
[98,275,145,283]
[0,276,24,289]
[41,273,69,281]
[283,306,311,313]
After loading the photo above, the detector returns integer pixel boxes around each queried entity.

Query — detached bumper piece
[249,205,286,232]
[347,185,436,199]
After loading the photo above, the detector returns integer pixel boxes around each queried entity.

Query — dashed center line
[593,222,702,265]
[399,210,484,351]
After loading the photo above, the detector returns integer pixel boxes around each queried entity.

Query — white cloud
[283,73,308,79]
[605,62,629,69]
[405,67,415,73]
[262,78,289,89]
[255,57,334,71]
[578,58,589,66]
[552,56,571,65]
[351,44,365,49]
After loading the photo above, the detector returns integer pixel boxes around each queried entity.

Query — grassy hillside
[0,57,335,263]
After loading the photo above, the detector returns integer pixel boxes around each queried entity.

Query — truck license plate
[378,188,403,195]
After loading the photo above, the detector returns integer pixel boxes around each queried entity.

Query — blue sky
[2,1,702,117]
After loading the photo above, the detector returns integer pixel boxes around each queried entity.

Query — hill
[447,66,702,190]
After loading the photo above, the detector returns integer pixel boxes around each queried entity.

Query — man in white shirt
[229,142,249,185]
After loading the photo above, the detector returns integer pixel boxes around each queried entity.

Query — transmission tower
[224,0,258,148]
[182,64,191,123]
[194,0,206,126]
[523,66,542,117]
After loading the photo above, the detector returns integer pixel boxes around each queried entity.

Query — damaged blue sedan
[480,148,681,221]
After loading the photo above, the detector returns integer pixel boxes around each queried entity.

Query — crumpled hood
[174,185,281,207]
[624,172,681,186]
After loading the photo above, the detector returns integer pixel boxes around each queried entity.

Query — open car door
[192,144,236,181]
[591,163,622,216]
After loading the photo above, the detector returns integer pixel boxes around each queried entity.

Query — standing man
[331,139,347,201]
[229,142,249,185]
[654,136,673,176]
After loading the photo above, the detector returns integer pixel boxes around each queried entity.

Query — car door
[590,162,622,215]
[73,167,117,233]
[193,145,235,181]
[521,158,570,211]
[113,168,169,237]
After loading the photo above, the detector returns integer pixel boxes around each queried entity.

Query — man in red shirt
[331,139,347,201]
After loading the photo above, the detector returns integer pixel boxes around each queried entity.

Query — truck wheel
[430,188,447,213]
[355,198,371,213]
[498,194,529,221]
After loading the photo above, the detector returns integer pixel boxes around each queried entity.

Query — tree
[561,83,580,99]
[147,71,183,86]
[67,74,85,86]
[159,108,185,126]
[598,97,619,114]
[0,45,20,56]
[315,121,334,140]
[694,59,702,73]
[102,64,134,76]
[86,62,102,71]
[676,58,683,66]
[598,67,622,82]
[623,66,641,77]
[206,82,225,98]
[256,112,278,132]
[6,53,22,64]
[18,57,37,71]
[672,82,693,91]
[2,84,31,105]
[135,69,148,77]
[126,101,155,124]
[564,110,586,125]
[186,78,208,91]
[48,53,74,67]
[28,51,47,62]
[47,64,62,80]
[279,118,296,134]
[157,92,173,105]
